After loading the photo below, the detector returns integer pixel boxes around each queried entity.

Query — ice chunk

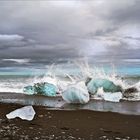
[6,106,35,121]
[62,81,89,104]
[23,82,57,96]
[96,87,122,102]
[87,78,122,95]
[34,82,57,96]
[103,92,122,102]
[23,85,35,95]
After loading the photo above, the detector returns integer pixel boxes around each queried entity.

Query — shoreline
[0,102,140,140]
[1,92,140,115]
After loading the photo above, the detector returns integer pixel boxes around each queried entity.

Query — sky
[0,0,140,67]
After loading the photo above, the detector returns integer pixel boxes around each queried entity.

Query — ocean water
[0,62,140,101]
[0,63,140,115]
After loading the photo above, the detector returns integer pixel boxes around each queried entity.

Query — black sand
[0,93,140,140]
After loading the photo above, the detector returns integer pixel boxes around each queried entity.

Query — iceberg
[23,82,57,97]
[23,74,59,96]
[96,87,122,102]
[34,82,57,96]
[103,92,122,102]
[23,85,35,95]
[87,78,122,95]
[6,106,35,121]
[62,81,89,104]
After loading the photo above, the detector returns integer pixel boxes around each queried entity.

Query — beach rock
[124,87,138,94]
[62,81,89,104]
[6,106,35,121]
[87,78,122,95]
[123,87,138,98]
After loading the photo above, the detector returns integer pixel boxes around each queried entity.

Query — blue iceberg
[23,86,35,95]
[87,78,122,94]
[62,82,89,104]
[34,82,57,96]
[23,82,57,97]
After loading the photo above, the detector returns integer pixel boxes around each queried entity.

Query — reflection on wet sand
[1,92,140,115]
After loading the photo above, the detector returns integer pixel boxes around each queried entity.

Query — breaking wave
[0,62,140,102]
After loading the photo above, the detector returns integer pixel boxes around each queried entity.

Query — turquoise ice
[62,82,89,104]
[23,86,35,95]
[23,82,57,97]
[87,78,122,94]
[34,82,57,96]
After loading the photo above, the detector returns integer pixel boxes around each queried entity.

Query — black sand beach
[1,103,140,140]
[0,93,140,140]
[1,0,140,139]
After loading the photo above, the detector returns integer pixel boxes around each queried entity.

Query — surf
[21,62,140,102]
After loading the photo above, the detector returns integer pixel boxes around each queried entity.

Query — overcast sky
[0,0,140,66]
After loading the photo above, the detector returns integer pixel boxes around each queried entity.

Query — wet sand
[0,103,140,140]
[1,92,140,115]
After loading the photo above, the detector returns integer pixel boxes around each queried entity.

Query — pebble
[29,127,34,129]
[38,115,43,118]
[67,136,76,140]
[61,131,66,134]
[115,137,121,140]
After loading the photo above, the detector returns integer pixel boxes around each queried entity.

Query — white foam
[0,77,34,93]
[0,62,139,102]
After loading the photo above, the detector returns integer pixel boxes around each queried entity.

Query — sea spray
[5,62,140,100]
[23,64,60,96]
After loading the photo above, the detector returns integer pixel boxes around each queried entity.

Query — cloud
[2,59,30,64]
[0,34,35,49]
[0,0,139,66]
[0,34,23,41]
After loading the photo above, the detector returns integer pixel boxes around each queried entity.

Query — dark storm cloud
[0,0,140,65]
[106,1,140,24]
